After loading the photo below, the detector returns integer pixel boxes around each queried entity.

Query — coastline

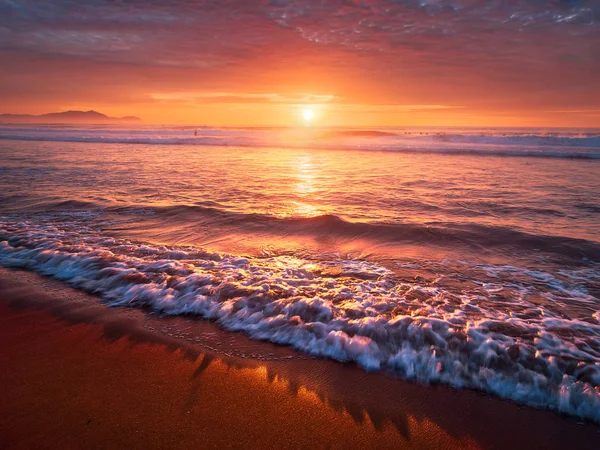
[1,267,599,449]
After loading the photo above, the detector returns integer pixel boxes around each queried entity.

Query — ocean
[1,125,599,421]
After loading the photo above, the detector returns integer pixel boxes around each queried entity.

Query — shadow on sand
[1,267,599,449]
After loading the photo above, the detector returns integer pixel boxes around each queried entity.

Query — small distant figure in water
[194,129,198,137]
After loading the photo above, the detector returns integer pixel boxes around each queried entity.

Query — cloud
[2,1,597,66]
[148,91,338,104]
[547,109,600,113]
[0,0,598,123]
[324,104,465,113]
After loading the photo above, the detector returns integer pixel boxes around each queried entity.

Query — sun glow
[302,109,314,122]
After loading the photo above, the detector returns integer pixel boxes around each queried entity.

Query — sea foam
[1,217,599,422]
[1,126,599,158]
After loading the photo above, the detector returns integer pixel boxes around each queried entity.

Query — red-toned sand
[1,268,599,449]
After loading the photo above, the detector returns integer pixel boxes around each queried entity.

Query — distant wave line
[1,134,599,160]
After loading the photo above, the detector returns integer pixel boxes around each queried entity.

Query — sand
[1,267,599,449]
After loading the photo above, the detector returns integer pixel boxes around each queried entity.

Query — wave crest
[1,218,599,422]
[1,127,599,159]
[10,201,600,262]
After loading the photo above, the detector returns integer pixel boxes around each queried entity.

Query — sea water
[1,125,599,421]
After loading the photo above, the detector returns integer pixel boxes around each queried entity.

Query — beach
[2,267,600,449]
[1,130,600,447]
[2,0,599,447]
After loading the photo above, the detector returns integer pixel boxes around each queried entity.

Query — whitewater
[0,126,599,422]
[1,125,600,158]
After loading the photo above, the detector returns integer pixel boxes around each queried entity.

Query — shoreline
[1,267,600,449]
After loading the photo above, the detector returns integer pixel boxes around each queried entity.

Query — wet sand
[1,267,599,449]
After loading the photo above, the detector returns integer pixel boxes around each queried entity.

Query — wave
[1,218,599,422]
[320,130,399,138]
[8,200,600,262]
[425,133,600,148]
[1,127,600,159]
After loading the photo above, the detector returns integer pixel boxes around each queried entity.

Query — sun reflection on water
[277,153,325,218]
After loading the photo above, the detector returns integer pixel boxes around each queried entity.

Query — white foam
[1,218,600,422]
[1,126,599,158]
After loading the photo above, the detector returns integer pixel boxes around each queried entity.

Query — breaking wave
[1,126,599,159]
[1,218,599,422]
[6,200,600,262]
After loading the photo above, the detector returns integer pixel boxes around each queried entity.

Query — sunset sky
[1,0,599,127]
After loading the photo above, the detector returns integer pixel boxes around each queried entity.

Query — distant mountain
[0,110,142,124]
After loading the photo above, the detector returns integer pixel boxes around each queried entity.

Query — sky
[0,0,599,127]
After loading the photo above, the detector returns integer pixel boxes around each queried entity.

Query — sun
[302,109,314,122]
